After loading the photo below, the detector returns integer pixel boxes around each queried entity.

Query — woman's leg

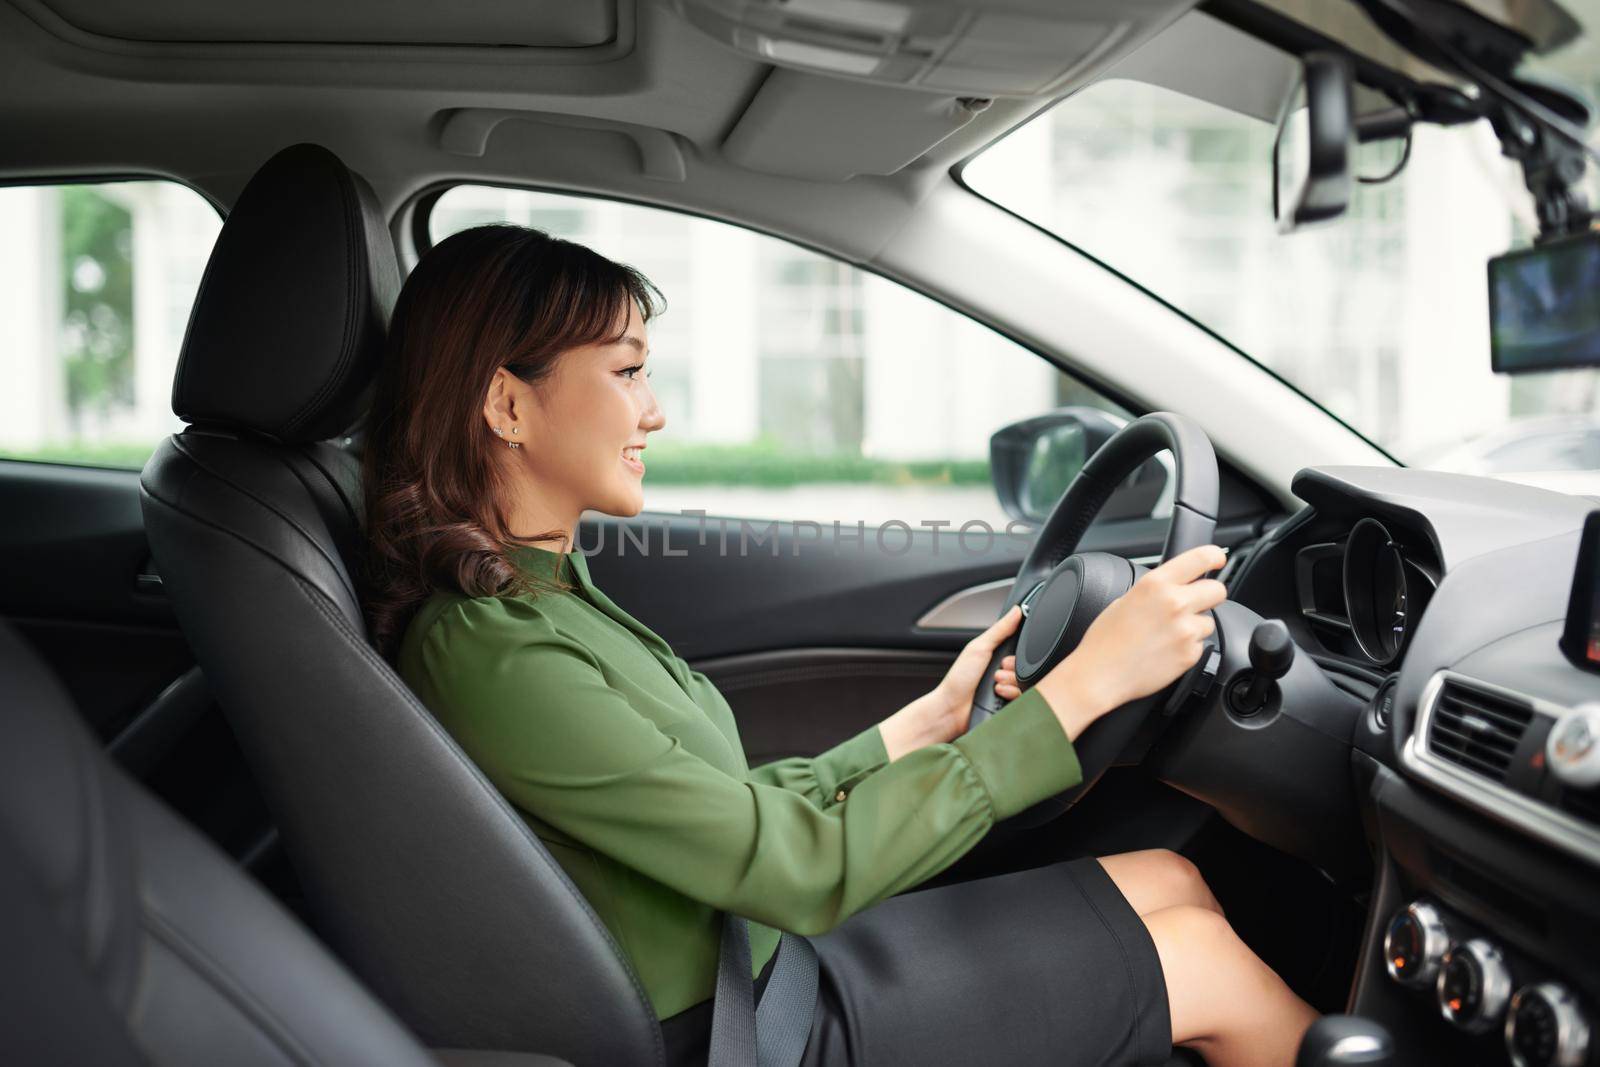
[1096,851,1317,1067]
[1095,849,1224,918]
[1141,904,1319,1067]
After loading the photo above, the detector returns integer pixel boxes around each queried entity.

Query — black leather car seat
[0,614,542,1066]
[137,143,665,1065]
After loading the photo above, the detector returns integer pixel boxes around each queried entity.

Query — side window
[428,186,1128,530]
[0,180,222,469]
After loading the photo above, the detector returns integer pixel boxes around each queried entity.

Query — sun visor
[721,68,986,180]
[31,0,617,47]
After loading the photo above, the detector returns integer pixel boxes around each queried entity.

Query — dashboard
[1218,466,1600,1067]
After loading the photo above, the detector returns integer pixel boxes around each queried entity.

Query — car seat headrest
[172,142,400,444]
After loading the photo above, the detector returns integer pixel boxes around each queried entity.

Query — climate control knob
[1436,938,1511,1033]
[1506,982,1591,1067]
[1547,704,1600,789]
[1383,900,1449,988]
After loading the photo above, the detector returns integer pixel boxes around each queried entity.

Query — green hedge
[4,438,994,488]
[638,439,992,487]
[5,442,158,469]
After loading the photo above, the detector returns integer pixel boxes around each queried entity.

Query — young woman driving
[363,224,1320,1067]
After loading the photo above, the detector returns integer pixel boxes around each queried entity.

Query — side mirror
[1273,51,1356,234]
[989,407,1168,526]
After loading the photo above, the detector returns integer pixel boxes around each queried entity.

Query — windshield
[963,8,1600,495]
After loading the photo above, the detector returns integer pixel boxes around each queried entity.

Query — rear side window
[0,180,222,469]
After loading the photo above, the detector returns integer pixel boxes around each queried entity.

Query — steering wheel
[963,411,1220,825]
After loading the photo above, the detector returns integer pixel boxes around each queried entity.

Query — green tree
[59,186,134,427]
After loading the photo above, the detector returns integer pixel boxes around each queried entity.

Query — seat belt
[707,913,817,1067]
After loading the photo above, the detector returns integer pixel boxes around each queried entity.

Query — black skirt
[659,856,1173,1066]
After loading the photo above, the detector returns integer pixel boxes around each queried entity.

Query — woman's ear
[482,367,512,435]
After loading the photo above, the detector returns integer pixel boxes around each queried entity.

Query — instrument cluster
[1294,516,1440,671]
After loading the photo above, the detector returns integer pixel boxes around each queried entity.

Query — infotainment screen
[1561,510,1600,672]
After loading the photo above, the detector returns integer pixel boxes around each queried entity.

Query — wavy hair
[361,223,664,660]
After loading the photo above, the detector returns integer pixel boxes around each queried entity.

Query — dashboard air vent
[1426,680,1533,783]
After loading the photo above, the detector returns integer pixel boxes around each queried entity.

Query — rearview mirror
[1272,51,1356,234]
[989,407,1168,526]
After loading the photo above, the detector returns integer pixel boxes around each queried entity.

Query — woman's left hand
[933,603,1025,728]
[881,605,1024,760]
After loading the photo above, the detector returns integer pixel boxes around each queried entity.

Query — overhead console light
[756,35,887,75]
[666,0,1198,97]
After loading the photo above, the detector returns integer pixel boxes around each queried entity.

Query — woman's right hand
[1033,544,1228,741]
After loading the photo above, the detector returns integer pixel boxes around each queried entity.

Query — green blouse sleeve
[746,721,890,811]
[419,608,1084,938]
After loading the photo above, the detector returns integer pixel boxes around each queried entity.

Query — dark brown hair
[361,223,664,660]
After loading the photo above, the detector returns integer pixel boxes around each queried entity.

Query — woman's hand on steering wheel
[928,603,1026,733]
[1033,543,1229,741]
[897,543,1226,759]
[879,606,1027,760]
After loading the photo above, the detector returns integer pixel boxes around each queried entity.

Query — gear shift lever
[1234,619,1294,715]
[1295,1015,1395,1067]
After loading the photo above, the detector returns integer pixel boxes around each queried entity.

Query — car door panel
[694,647,950,767]
[0,462,182,737]
[583,512,1265,662]
[0,460,283,877]
[582,498,1271,760]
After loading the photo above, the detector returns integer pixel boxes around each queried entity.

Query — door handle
[134,556,164,597]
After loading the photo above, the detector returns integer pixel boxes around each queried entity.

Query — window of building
[428,185,1129,529]
[0,179,223,469]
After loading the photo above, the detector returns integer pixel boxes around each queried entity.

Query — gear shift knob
[1295,1015,1395,1067]
[1239,619,1294,712]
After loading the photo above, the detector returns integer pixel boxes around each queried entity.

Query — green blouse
[396,543,1084,1021]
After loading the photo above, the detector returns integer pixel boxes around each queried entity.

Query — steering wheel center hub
[1015,553,1136,686]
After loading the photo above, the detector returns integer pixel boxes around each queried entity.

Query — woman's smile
[622,444,646,475]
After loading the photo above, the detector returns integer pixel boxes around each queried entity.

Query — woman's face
[484,299,665,530]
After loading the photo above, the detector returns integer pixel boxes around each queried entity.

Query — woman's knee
[1150,849,1220,915]
[1099,848,1223,917]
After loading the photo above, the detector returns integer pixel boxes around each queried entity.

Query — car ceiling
[0,0,1285,260]
[0,0,1580,257]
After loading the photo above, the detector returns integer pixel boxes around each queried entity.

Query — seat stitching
[140,906,321,1067]
[166,435,359,608]
[271,448,364,594]
[284,164,366,440]
[296,444,369,601]
[74,728,143,1012]
[138,480,349,622]
[300,444,363,532]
